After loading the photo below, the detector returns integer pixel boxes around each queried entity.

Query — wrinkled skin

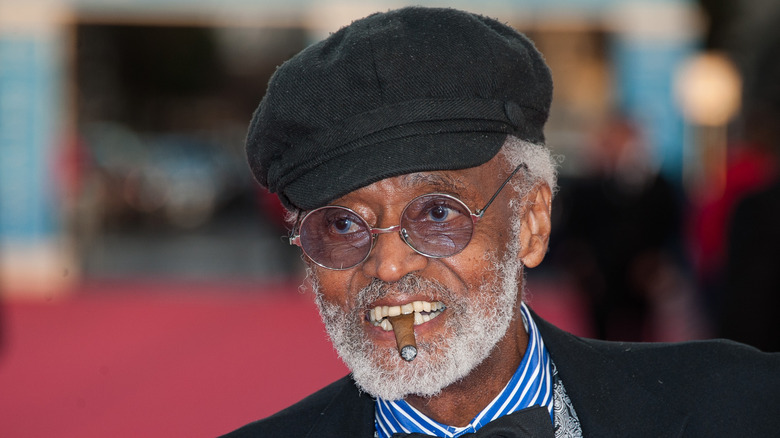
[309,154,553,426]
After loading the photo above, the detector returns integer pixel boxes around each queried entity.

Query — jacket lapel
[305,310,693,437]
[531,309,690,437]
[305,375,376,438]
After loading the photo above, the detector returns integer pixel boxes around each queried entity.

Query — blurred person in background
[686,113,778,336]
[719,25,780,352]
[549,114,690,342]
[223,7,779,437]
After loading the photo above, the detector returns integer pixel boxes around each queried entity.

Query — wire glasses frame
[289,163,526,270]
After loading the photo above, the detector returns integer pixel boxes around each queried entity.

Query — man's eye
[332,218,359,234]
[428,205,451,222]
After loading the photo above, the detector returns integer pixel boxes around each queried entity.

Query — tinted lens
[299,206,372,269]
[400,194,474,257]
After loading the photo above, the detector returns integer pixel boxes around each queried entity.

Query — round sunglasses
[289,164,525,270]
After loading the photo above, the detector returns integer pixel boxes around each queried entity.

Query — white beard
[310,243,523,401]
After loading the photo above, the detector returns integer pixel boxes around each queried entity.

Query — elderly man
[223,7,779,438]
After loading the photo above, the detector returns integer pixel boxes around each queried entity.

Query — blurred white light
[675,52,742,126]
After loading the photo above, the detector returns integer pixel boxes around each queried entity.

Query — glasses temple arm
[475,163,526,218]
[288,209,304,245]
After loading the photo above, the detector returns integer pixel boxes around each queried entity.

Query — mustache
[355,274,451,309]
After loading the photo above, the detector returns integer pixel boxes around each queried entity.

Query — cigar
[388,312,417,361]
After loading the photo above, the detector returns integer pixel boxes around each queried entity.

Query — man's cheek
[316,272,363,305]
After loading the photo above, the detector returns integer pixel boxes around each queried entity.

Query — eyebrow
[400,172,469,195]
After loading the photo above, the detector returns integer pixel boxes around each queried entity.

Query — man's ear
[517,183,552,268]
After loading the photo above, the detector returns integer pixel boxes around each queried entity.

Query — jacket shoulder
[533,309,780,436]
[599,337,779,387]
[220,375,371,438]
[611,339,780,435]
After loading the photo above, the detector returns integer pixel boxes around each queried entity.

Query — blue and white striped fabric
[375,303,553,438]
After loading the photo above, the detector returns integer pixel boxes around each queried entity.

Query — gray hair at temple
[498,136,558,204]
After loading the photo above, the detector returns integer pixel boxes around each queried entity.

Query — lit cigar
[388,312,417,361]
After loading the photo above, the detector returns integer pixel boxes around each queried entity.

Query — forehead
[331,166,489,210]
[324,151,511,210]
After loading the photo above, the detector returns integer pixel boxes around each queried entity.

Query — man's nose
[361,229,428,283]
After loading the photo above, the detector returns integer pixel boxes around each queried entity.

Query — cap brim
[282,131,507,210]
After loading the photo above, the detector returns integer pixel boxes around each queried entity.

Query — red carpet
[0,280,589,437]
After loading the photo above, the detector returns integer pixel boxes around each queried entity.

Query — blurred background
[1,0,779,436]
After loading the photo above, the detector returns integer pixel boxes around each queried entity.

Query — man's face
[307,155,532,400]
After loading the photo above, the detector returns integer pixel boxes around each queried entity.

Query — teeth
[368,300,446,331]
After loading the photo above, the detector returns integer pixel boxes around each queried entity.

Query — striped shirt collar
[374,303,553,438]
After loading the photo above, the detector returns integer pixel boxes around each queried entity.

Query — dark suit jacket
[222,310,780,437]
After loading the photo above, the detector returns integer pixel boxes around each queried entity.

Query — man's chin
[327,301,517,401]
[347,344,465,401]
[344,322,506,401]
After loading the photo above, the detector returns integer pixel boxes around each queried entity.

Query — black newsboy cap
[247,6,552,211]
